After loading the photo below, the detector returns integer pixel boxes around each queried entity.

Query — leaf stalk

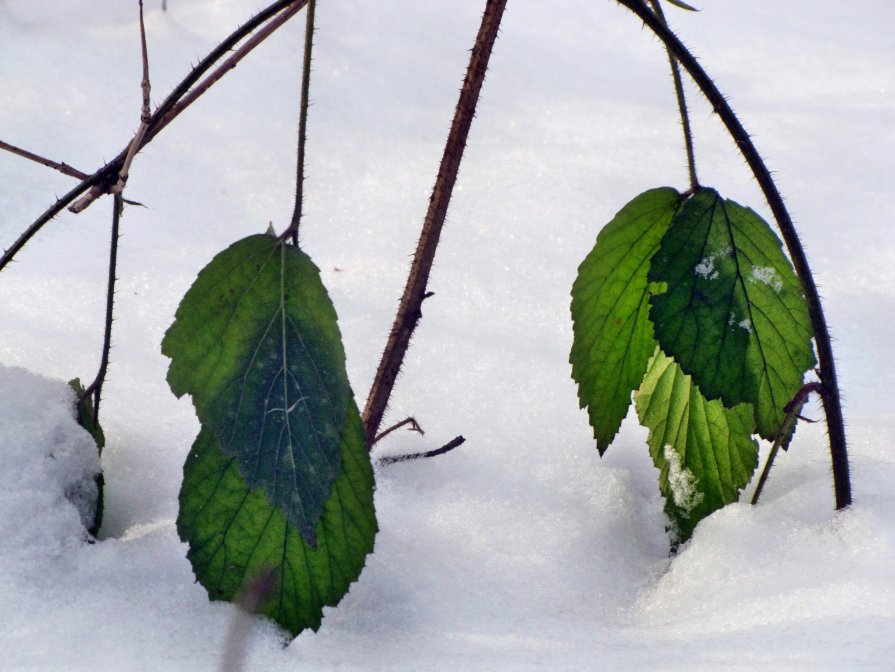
[646,0,698,190]
[282,0,316,245]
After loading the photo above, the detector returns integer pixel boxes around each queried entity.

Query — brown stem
[0,139,89,180]
[646,0,698,190]
[282,0,316,245]
[81,3,152,423]
[378,435,466,466]
[0,0,304,272]
[362,0,507,447]
[372,416,425,446]
[71,1,306,214]
[82,194,123,425]
[112,0,152,197]
[751,382,824,505]
[144,2,305,149]
[616,0,851,509]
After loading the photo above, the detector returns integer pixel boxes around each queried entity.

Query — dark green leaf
[68,377,104,536]
[68,378,106,451]
[570,187,682,453]
[634,349,758,543]
[163,234,351,545]
[648,189,815,439]
[177,405,376,637]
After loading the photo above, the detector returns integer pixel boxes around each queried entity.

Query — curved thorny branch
[616,0,851,509]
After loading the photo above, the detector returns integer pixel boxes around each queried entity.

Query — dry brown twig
[0,0,305,274]
[70,1,304,214]
[0,139,89,180]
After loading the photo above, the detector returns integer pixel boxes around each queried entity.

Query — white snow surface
[2,0,894,670]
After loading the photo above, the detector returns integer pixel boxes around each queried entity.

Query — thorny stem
[0,139,89,180]
[362,0,507,448]
[141,2,305,154]
[138,0,303,148]
[378,435,466,466]
[0,0,305,271]
[82,195,123,425]
[282,0,316,246]
[82,1,152,424]
[0,139,141,206]
[0,176,101,272]
[646,0,698,190]
[751,383,825,505]
[616,0,851,509]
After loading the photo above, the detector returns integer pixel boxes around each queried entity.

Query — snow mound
[0,364,100,559]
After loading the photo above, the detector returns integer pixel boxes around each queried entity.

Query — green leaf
[570,187,682,453]
[635,349,758,543]
[68,378,104,536]
[177,405,376,637]
[648,188,816,439]
[162,234,351,545]
[68,378,106,451]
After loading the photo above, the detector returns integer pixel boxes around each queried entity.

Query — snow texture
[694,246,729,281]
[1,0,894,670]
[0,365,99,556]
[749,265,784,293]
[662,444,703,514]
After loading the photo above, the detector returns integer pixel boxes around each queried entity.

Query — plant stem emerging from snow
[751,382,823,505]
[82,0,152,423]
[362,0,507,448]
[82,195,123,426]
[616,0,851,509]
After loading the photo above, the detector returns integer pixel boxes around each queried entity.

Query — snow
[662,444,703,514]
[1,0,894,670]
[694,247,727,280]
[0,365,99,556]
[749,265,784,293]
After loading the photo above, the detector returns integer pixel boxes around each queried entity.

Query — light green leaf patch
[177,405,376,637]
[163,234,351,545]
[635,349,758,543]
[648,189,815,439]
[571,187,682,453]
